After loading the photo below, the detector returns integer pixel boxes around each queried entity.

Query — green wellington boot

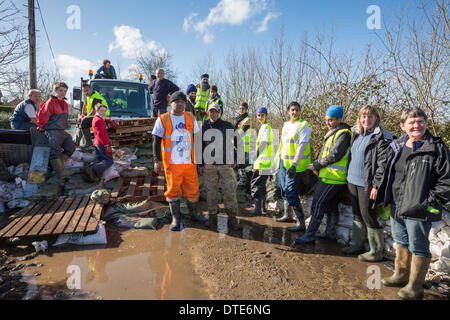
[397,255,431,300]
[342,220,367,254]
[358,228,385,262]
[382,245,412,287]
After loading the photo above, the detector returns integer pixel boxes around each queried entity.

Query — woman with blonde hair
[342,105,394,262]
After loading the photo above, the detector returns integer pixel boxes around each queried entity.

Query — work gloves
[288,166,297,179]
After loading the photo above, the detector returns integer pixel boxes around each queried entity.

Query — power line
[35,0,61,79]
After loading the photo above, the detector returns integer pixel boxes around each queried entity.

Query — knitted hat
[169,91,187,104]
[187,84,196,94]
[256,107,268,114]
[326,105,344,119]
[201,73,209,79]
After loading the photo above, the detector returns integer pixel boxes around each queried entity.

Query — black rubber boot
[287,205,306,232]
[187,201,208,225]
[169,200,181,231]
[295,216,321,244]
[226,209,240,231]
[248,198,262,216]
[82,128,93,148]
[205,212,218,228]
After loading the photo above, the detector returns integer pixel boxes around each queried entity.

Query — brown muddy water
[4,203,446,300]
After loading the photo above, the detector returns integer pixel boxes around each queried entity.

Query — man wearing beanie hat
[194,74,210,122]
[295,105,352,244]
[249,107,274,216]
[186,84,197,114]
[152,90,207,231]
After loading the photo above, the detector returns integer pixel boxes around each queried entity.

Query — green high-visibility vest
[254,123,273,170]
[195,87,209,112]
[87,91,110,117]
[114,98,127,107]
[319,128,351,184]
[278,119,312,172]
[238,116,252,153]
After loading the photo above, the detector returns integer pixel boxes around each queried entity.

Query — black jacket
[349,125,395,207]
[313,123,352,171]
[201,118,236,166]
[382,131,450,222]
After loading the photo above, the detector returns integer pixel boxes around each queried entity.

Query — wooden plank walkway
[0,195,104,239]
[111,175,166,202]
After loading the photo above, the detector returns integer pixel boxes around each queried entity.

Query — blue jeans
[278,160,303,207]
[390,202,432,258]
[92,145,113,176]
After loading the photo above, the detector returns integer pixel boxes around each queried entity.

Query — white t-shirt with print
[152,113,200,164]
[280,121,311,158]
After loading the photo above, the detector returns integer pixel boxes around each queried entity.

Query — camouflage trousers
[203,164,238,214]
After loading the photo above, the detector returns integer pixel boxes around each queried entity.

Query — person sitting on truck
[96,59,117,79]
[84,103,114,182]
[75,83,109,149]
[10,89,41,131]
[37,82,76,178]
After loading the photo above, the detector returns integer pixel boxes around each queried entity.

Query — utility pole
[28,0,37,89]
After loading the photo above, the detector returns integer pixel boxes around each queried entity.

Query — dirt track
[0,202,446,300]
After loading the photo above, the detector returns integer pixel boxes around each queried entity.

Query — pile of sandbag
[269,194,450,274]
[0,163,33,211]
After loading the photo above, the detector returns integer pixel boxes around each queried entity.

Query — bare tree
[135,50,177,82]
[0,0,27,86]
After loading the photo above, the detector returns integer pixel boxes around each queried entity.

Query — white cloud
[256,12,280,33]
[183,13,198,32]
[55,54,93,79]
[184,0,271,43]
[108,25,166,59]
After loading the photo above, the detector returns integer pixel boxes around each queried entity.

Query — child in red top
[84,103,114,182]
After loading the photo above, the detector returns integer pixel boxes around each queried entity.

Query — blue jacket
[149,79,179,110]
[96,65,117,79]
[10,99,36,130]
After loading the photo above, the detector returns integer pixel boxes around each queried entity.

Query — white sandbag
[7,199,30,209]
[102,164,120,183]
[437,227,450,243]
[53,221,107,246]
[267,200,284,212]
[441,241,450,259]
[64,158,84,168]
[71,150,84,162]
[436,256,450,273]
[442,210,450,226]
[337,214,353,228]
[430,241,443,259]
[336,226,351,245]
[318,223,326,235]
[430,220,446,239]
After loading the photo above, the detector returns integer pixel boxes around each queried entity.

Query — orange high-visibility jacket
[159,111,196,169]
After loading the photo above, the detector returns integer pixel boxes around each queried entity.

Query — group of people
[8,64,450,300]
[152,87,449,300]
[9,82,115,183]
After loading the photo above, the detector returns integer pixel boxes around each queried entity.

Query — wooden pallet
[0,195,103,239]
[111,137,152,148]
[115,118,156,128]
[111,175,166,202]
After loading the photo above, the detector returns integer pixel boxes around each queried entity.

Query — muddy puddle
[7,203,447,300]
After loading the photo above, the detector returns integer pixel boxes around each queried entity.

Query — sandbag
[134,217,160,230]
[53,222,107,246]
[430,220,447,238]
[91,189,111,205]
[120,167,151,178]
[442,210,450,226]
[102,164,120,183]
[336,226,351,245]
[437,227,450,243]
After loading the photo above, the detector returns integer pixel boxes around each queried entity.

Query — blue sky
[31,0,416,90]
